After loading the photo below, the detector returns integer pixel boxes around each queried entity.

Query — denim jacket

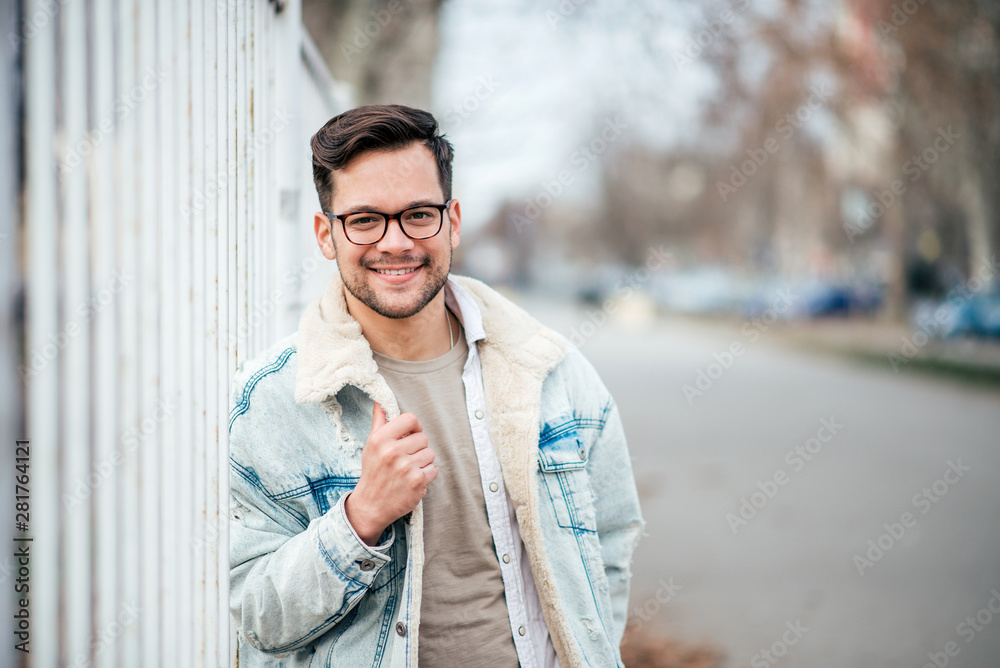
[229,271,645,667]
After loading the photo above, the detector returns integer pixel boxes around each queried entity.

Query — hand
[345,401,437,545]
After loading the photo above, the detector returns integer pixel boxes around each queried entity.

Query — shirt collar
[444,275,486,345]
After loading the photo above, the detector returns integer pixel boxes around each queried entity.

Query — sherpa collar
[293,270,569,410]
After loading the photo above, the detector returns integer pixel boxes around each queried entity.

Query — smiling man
[228,104,644,668]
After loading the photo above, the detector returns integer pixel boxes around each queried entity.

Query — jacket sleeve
[229,479,395,653]
[229,386,394,654]
[587,393,646,649]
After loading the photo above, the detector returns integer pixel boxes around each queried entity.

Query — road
[519,293,1000,668]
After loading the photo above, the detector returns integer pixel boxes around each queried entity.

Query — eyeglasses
[324,200,452,245]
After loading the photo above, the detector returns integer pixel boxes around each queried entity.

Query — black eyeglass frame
[324,199,453,246]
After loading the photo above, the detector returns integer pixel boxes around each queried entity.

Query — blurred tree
[855,0,999,290]
[671,0,998,317]
[302,0,445,109]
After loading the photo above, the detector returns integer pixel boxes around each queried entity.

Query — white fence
[6,0,346,665]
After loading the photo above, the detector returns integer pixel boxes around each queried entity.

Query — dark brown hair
[310,104,454,212]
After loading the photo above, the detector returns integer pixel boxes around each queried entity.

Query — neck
[345,291,457,361]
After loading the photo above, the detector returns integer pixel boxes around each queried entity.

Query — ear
[314,212,336,260]
[448,199,461,250]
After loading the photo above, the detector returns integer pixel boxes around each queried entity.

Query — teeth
[374,267,417,275]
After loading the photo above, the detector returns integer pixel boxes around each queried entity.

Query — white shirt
[442,276,561,668]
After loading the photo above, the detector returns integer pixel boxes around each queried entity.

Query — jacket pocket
[537,431,598,532]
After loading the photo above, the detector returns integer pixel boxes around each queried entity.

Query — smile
[372,267,420,276]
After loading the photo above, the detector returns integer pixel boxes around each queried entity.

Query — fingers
[421,462,439,484]
[369,403,423,442]
[409,445,435,468]
[371,401,387,432]
[378,411,423,441]
[397,431,431,456]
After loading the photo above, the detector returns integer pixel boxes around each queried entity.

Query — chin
[347,266,448,320]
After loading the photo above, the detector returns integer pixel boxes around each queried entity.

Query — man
[229,104,644,667]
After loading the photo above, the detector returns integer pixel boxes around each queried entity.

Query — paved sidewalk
[758,317,1000,383]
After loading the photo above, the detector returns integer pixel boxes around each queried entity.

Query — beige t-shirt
[372,317,520,668]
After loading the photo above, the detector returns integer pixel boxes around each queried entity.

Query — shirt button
[396,622,407,637]
[518,626,526,636]
[359,559,375,572]
[475,409,484,419]
[489,482,499,492]
[502,554,510,564]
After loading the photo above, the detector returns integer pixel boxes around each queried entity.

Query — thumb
[371,400,387,433]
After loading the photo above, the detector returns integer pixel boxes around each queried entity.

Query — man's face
[314,142,461,320]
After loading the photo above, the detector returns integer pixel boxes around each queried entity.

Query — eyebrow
[340,199,441,214]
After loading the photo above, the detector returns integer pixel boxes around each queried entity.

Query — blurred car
[739,277,882,320]
[912,291,1000,340]
[796,279,882,318]
[647,267,738,315]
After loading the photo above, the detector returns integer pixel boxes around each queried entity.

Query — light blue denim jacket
[229,272,645,667]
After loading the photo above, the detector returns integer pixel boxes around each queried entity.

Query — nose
[374,215,416,254]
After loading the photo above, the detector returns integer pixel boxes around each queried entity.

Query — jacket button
[502,553,510,564]
[578,446,586,460]
[489,482,499,492]
[474,409,484,419]
[359,559,375,572]
[518,626,526,636]
[395,622,407,637]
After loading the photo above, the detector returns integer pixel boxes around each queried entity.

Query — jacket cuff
[314,494,394,586]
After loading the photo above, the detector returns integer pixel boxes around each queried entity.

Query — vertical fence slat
[181,0,201,664]
[0,4,22,668]
[60,0,92,662]
[24,0,60,664]
[238,0,250,363]
[138,0,162,661]
[192,0,211,661]
[159,0,182,663]
[115,0,141,663]
[91,0,119,665]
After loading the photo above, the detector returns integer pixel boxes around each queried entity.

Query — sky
[429,0,722,231]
